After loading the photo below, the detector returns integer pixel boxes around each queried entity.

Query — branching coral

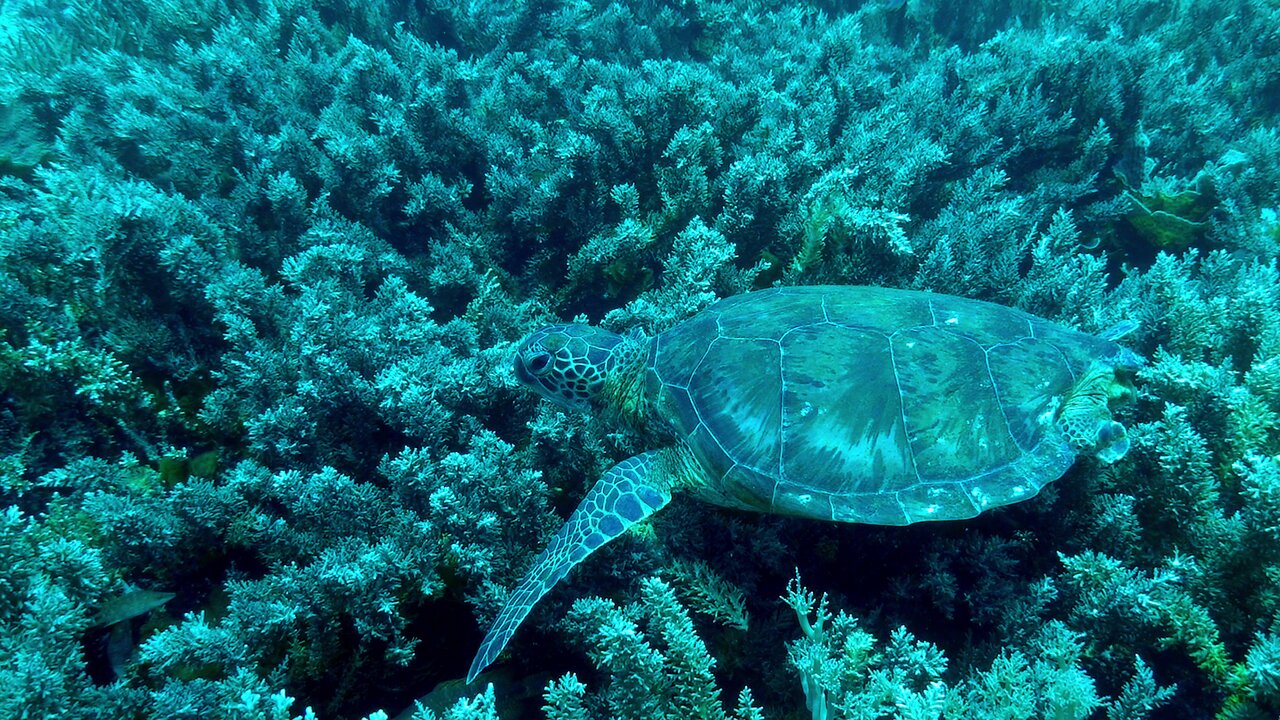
[0,0,1278,717]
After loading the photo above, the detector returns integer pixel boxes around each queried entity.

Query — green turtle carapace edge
[469,285,1141,682]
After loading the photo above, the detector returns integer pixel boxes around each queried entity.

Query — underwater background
[1,0,1279,718]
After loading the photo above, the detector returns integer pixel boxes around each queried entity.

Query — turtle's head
[513,324,631,412]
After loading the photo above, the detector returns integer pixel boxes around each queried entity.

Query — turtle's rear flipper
[1094,420,1129,464]
[467,449,673,683]
[1058,363,1134,464]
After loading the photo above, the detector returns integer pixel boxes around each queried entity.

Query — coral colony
[1,1,1278,719]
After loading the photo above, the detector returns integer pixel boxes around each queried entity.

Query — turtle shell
[646,285,1138,525]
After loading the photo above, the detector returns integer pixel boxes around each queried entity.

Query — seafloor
[1,1,1278,719]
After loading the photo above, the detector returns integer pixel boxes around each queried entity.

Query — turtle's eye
[526,352,553,376]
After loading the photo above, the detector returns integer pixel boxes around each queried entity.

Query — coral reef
[1,0,1278,718]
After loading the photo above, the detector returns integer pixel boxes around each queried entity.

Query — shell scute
[892,325,1017,481]
[652,311,718,388]
[716,287,827,338]
[914,292,1036,344]
[986,337,1075,450]
[823,286,934,332]
[685,336,782,478]
[780,324,910,497]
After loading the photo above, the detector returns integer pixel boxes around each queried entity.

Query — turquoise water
[1,1,1277,718]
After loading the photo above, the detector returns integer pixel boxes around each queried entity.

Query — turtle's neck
[600,330,651,432]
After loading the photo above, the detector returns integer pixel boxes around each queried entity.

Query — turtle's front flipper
[467,449,673,683]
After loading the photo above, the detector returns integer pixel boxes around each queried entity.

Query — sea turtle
[468,285,1140,681]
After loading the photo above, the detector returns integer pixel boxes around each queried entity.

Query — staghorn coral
[0,0,1278,717]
